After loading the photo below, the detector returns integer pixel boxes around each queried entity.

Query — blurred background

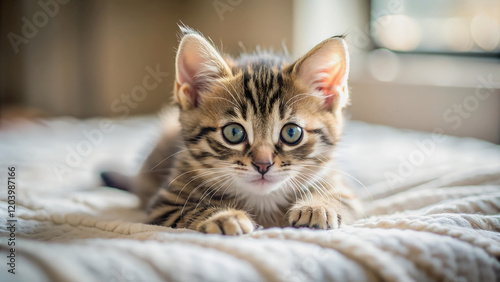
[1,0,499,143]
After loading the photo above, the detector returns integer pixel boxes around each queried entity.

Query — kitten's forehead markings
[238,58,296,148]
[271,102,282,144]
[265,71,280,115]
[243,74,258,116]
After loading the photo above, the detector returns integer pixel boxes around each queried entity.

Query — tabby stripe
[241,102,248,120]
[155,196,186,208]
[189,149,214,160]
[225,109,238,118]
[274,144,283,154]
[170,206,196,228]
[150,207,180,226]
[187,127,217,144]
[250,71,263,114]
[279,101,286,120]
[293,140,315,160]
[173,187,219,204]
[177,191,201,204]
[197,152,215,159]
[150,191,185,209]
[265,70,275,114]
[269,72,283,115]
[186,205,211,229]
[251,63,261,74]
[259,70,270,114]
[308,129,334,146]
[206,137,231,155]
[243,72,258,114]
[207,190,235,202]
[242,143,250,155]
[256,69,263,96]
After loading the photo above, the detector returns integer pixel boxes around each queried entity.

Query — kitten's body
[116,27,362,235]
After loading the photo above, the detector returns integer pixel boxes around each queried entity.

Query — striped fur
[136,27,362,235]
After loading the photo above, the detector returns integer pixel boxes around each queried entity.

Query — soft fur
[127,27,362,235]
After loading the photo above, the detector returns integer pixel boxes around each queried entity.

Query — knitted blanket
[1,116,499,282]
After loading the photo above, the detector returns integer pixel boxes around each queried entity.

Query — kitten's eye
[222,123,246,144]
[280,124,303,145]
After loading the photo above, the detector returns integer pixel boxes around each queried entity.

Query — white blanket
[1,116,499,282]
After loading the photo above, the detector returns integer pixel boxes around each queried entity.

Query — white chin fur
[231,177,293,217]
[234,175,286,196]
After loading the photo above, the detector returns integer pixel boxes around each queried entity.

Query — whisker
[291,166,342,199]
[293,173,327,202]
[288,176,310,202]
[174,169,227,203]
[218,178,234,204]
[180,172,229,214]
[285,92,323,108]
[168,167,227,187]
[204,176,235,208]
[149,148,202,171]
[194,175,232,210]
[215,78,243,105]
[225,79,243,104]
[297,164,373,204]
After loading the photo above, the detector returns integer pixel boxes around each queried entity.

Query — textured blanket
[1,116,499,282]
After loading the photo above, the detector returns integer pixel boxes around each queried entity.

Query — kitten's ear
[291,37,349,111]
[175,29,232,110]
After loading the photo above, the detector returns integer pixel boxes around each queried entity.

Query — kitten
[106,27,362,235]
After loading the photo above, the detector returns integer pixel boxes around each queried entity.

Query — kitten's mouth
[247,177,277,195]
[237,173,286,195]
[251,177,272,185]
[248,175,283,191]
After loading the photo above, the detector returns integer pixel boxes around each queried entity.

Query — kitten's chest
[240,193,292,228]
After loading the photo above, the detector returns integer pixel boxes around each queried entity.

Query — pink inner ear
[176,43,207,108]
[177,57,198,106]
[315,64,343,89]
[310,62,346,109]
[175,34,232,109]
[177,57,195,86]
[177,47,205,88]
[299,50,346,85]
[296,38,349,110]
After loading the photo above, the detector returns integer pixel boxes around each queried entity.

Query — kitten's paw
[288,204,341,230]
[197,210,255,236]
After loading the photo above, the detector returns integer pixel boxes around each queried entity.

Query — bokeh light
[471,15,500,51]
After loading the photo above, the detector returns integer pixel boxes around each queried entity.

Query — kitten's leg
[149,193,255,235]
[287,187,361,230]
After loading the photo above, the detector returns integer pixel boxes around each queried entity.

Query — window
[371,0,500,55]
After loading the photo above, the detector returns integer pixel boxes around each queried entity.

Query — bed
[1,115,499,281]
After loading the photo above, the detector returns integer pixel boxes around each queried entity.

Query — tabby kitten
[129,27,361,235]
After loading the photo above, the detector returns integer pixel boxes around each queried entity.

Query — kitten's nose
[251,161,273,175]
[251,145,274,175]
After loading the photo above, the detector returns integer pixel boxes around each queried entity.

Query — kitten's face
[181,70,342,195]
[174,28,349,196]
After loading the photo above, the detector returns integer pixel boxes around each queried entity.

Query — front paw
[288,204,341,230]
[197,209,255,236]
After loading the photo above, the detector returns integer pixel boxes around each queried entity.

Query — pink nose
[251,161,273,175]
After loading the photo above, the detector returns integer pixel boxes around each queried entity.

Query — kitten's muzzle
[251,161,274,176]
